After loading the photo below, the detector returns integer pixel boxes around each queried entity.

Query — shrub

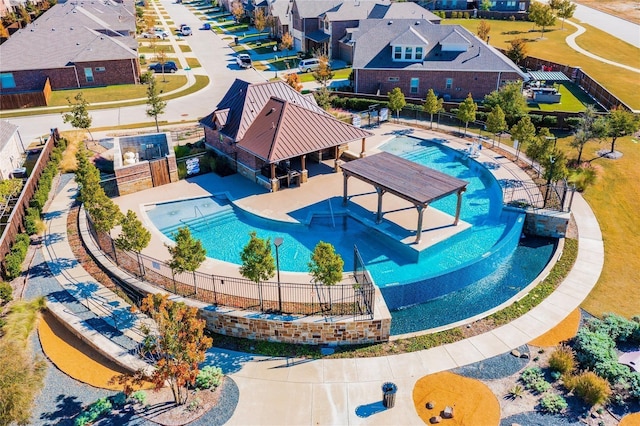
[566,371,611,406]
[110,391,127,407]
[521,366,551,393]
[565,117,582,128]
[74,397,112,426]
[0,281,13,305]
[4,252,23,280]
[506,384,524,399]
[24,207,40,235]
[130,390,147,405]
[539,394,568,414]
[196,365,223,390]
[549,345,575,374]
[588,314,640,343]
[542,115,558,127]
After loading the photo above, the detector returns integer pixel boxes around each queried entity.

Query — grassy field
[527,82,596,112]
[445,19,640,109]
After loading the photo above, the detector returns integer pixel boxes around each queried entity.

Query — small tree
[483,81,528,125]
[284,72,302,92]
[423,88,443,129]
[549,0,576,30]
[510,115,536,159]
[388,87,406,122]
[253,8,266,34]
[280,32,294,67]
[525,127,554,172]
[529,3,556,39]
[604,106,639,154]
[115,210,151,276]
[312,54,334,88]
[308,241,343,286]
[156,48,168,82]
[128,294,212,405]
[485,105,507,144]
[231,0,244,23]
[477,20,490,42]
[62,92,93,140]
[457,93,477,136]
[0,21,9,39]
[166,227,206,294]
[313,86,334,110]
[146,76,167,132]
[570,105,605,163]
[505,38,528,66]
[87,192,123,233]
[239,231,275,309]
[480,0,492,11]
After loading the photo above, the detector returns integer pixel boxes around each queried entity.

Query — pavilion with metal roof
[340,152,468,243]
[527,71,571,82]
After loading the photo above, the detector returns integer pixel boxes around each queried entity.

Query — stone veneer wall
[524,210,570,238]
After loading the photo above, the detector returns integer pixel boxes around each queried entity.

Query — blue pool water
[146,136,556,332]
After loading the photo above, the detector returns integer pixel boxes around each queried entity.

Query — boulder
[426,401,435,409]
[511,349,521,358]
[443,406,454,419]
[430,416,442,424]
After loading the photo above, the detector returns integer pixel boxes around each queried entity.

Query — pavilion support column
[376,186,386,224]
[342,174,350,206]
[270,163,279,192]
[360,138,366,158]
[301,154,308,183]
[415,205,425,243]
[454,188,466,225]
[334,146,341,172]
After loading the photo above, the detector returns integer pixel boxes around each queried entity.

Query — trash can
[382,382,397,408]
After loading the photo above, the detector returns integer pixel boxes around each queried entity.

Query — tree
[525,127,554,171]
[604,106,639,154]
[86,192,123,233]
[549,0,576,30]
[284,72,302,92]
[529,2,556,39]
[74,145,101,204]
[477,20,490,42]
[480,0,492,10]
[239,231,275,309]
[62,92,93,140]
[312,54,333,88]
[156,48,168,82]
[456,93,477,136]
[313,86,334,110]
[146,75,167,132]
[128,294,212,405]
[423,89,443,129]
[505,38,528,66]
[485,105,507,144]
[308,241,343,286]
[253,8,266,34]
[166,227,206,294]
[570,105,605,163]
[144,14,155,33]
[510,115,537,158]
[388,87,406,122]
[17,5,30,26]
[280,32,294,67]
[483,81,528,125]
[231,0,244,23]
[115,210,151,275]
[542,149,568,183]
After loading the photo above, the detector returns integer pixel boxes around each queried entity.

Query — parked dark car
[148,61,178,73]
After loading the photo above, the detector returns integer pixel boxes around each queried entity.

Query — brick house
[351,18,527,101]
[0,0,139,109]
[200,79,372,192]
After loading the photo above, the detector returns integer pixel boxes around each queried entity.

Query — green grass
[445,18,640,109]
[185,57,201,68]
[298,68,352,82]
[138,44,175,54]
[179,44,192,53]
[527,82,594,112]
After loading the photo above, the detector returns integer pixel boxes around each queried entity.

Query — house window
[415,46,423,60]
[324,19,329,31]
[507,1,515,6]
[394,46,402,60]
[388,77,399,82]
[95,67,106,72]
[84,68,94,82]
[410,78,419,94]
[446,78,453,89]
[404,46,413,60]
[519,1,526,10]
[0,73,16,89]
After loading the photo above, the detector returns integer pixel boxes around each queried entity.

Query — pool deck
[116,123,535,284]
[41,122,604,425]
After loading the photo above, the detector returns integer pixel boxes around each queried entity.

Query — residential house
[288,0,342,53]
[200,79,372,191]
[0,121,25,180]
[0,0,139,109]
[351,18,527,101]
[268,0,289,40]
[428,0,530,13]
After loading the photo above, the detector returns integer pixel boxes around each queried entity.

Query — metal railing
[501,179,574,212]
[87,213,375,320]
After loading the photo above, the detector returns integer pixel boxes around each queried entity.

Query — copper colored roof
[199,79,326,141]
[340,151,467,206]
[236,97,373,163]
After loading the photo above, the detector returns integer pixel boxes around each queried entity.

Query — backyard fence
[86,213,375,320]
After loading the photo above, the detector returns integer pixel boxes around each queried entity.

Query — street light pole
[274,237,284,313]
[544,155,556,208]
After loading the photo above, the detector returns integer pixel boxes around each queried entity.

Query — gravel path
[452,344,530,380]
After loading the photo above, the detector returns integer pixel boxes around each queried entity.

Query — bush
[4,252,23,280]
[565,117,582,128]
[196,365,223,390]
[566,371,611,406]
[74,397,112,426]
[0,281,13,305]
[130,390,147,405]
[542,115,558,127]
[588,314,640,343]
[521,366,551,393]
[539,394,568,414]
[24,207,40,235]
[110,392,127,407]
[549,345,575,374]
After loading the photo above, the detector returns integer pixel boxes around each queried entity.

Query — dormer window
[390,26,428,62]
[392,45,425,62]
[404,47,412,60]
[394,46,402,60]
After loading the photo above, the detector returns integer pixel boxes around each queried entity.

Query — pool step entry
[160,206,235,236]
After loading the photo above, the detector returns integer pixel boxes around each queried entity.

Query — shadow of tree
[39,394,82,425]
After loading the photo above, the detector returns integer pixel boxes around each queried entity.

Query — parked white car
[180,25,192,36]
[299,58,321,73]
[236,54,252,69]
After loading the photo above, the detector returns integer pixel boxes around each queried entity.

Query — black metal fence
[86,212,375,320]
[501,179,574,212]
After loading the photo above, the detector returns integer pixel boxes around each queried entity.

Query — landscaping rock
[519,353,530,359]
[443,406,454,419]
[426,401,435,409]
[430,415,442,424]
[511,349,521,358]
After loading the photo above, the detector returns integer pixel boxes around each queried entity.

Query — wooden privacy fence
[0,78,51,110]
[0,129,59,264]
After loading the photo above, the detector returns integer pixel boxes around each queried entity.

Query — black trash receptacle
[382,382,397,408]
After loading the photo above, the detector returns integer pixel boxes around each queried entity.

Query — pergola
[341,152,468,243]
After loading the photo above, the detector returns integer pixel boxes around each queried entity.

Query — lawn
[527,82,595,112]
[298,67,352,82]
[445,19,640,109]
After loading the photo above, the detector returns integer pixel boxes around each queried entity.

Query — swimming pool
[146,135,555,329]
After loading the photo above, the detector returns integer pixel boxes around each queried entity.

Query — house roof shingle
[293,0,343,19]
[237,97,373,163]
[351,19,526,77]
[0,121,19,154]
